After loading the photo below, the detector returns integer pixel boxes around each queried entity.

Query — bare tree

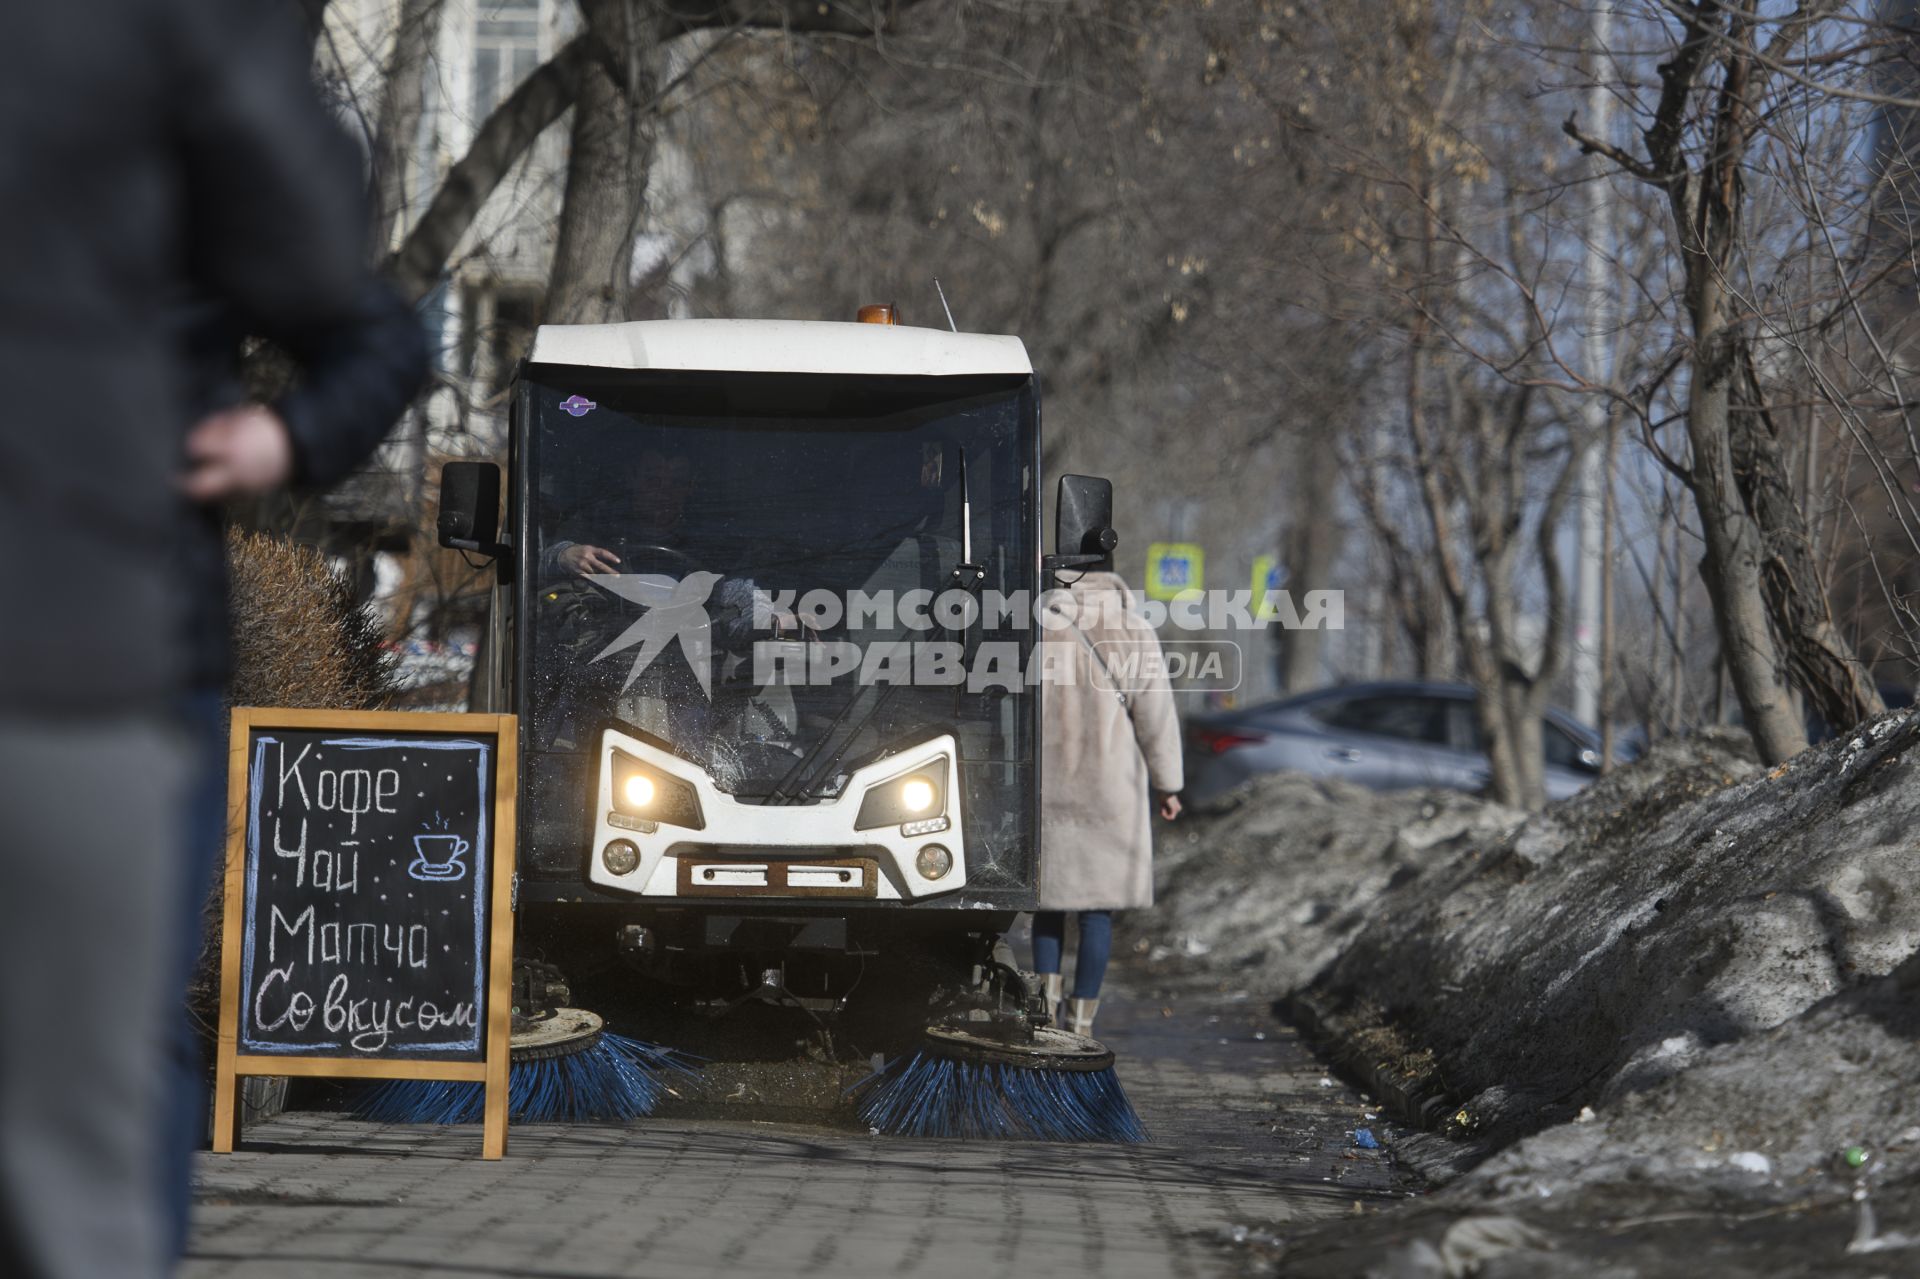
[1284,1,1593,806]
[1564,1,1896,762]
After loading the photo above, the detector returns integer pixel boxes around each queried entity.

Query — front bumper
[586,728,967,901]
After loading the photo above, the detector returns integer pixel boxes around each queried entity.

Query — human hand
[180,404,294,501]
[1158,793,1182,821]
[560,544,622,575]
[768,608,823,642]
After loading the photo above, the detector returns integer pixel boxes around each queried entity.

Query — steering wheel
[584,541,704,589]
[545,541,701,595]
[542,541,708,639]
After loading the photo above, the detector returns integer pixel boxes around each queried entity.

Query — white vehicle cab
[439,309,1121,1060]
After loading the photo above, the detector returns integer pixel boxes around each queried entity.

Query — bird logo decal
[585,571,723,698]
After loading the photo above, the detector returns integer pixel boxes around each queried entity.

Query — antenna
[933,278,958,332]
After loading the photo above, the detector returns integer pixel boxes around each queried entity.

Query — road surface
[185,970,1409,1278]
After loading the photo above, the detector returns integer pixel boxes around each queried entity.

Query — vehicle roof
[1204,679,1597,736]
[1274,679,1476,706]
[525,319,1033,378]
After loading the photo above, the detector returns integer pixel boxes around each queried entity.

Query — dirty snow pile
[1161,714,1920,1208]
[1153,774,1522,994]
[1304,713,1920,1190]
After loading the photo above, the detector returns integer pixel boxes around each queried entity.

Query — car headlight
[608,751,704,830]
[854,756,949,831]
[900,777,935,813]
[601,839,640,876]
[915,844,953,880]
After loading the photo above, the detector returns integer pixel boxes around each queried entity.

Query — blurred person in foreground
[0,4,427,1277]
[1032,571,1183,1036]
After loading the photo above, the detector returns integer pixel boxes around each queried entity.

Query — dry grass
[226,529,396,712]
[188,532,398,1029]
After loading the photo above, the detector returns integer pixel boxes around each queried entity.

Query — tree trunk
[1642,15,1817,764]
[545,1,661,324]
[1473,604,1534,808]
[1279,436,1343,692]
[1502,678,1549,809]
[371,0,449,251]
[389,34,606,302]
[1478,702,1529,807]
[1417,578,1455,679]
[1730,344,1886,733]
[1479,545,1554,811]
[1683,296,1807,762]
[1599,409,1617,768]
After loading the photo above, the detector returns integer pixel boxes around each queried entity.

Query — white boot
[1041,973,1064,1025]
[1066,997,1099,1037]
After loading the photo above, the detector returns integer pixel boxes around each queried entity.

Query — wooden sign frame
[211,707,518,1159]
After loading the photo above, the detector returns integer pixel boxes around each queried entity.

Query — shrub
[188,532,396,1030]
[226,529,396,711]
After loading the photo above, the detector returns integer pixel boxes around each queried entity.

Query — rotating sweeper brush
[850,958,1147,1143]
[357,963,698,1125]
[853,1025,1146,1142]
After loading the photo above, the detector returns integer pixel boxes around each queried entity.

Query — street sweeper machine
[431,308,1143,1138]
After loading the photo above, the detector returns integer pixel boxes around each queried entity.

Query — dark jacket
[177,282,429,691]
[0,0,428,712]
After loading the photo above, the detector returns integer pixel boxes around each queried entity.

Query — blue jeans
[1030,911,1112,1000]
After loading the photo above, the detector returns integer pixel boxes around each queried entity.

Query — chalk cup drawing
[409,832,471,882]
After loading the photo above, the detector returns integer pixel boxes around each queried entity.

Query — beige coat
[1037,572,1184,911]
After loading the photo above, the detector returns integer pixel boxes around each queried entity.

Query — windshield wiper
[951,447,984,592]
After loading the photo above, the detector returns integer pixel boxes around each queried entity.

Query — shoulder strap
[1059,616,1130,708]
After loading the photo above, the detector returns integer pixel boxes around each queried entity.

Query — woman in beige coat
[1034,570,1183,1036]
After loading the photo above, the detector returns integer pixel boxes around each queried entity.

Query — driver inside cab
[536,445,802,767]
[542,446,692,580]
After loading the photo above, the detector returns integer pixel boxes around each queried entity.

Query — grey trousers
[0,714,188,1279]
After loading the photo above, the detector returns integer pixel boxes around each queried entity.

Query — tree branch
[1644,0,1727,178]
[1562,115,1661,182]
[386,2,930,303]
[388,34,611,302]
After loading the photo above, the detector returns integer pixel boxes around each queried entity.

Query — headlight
[854,756,949,830]
[915,844,953,880]
[608,751,704,829]
[602,839,640,876]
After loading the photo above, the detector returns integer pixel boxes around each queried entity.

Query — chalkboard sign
[212,708,518,1159]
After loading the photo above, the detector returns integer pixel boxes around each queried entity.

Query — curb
[1284,991,1461,1133]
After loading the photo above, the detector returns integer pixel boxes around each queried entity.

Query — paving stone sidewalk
[185,982,1407,1278]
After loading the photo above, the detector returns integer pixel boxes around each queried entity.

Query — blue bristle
[356,1033,699,1125]
[852,1051,1148,1143]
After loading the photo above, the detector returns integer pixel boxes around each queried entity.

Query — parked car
[1182,680,1631,803]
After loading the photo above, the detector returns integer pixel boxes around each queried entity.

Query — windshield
[516,368,1036,883]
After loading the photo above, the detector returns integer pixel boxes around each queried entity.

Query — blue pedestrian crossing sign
[1145,542,1205,601]
[1251,553,1286,598]
[1252,554,1286,620]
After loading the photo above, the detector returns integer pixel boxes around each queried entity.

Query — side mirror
[438,462,503,554]
[1049,475,1118,578]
